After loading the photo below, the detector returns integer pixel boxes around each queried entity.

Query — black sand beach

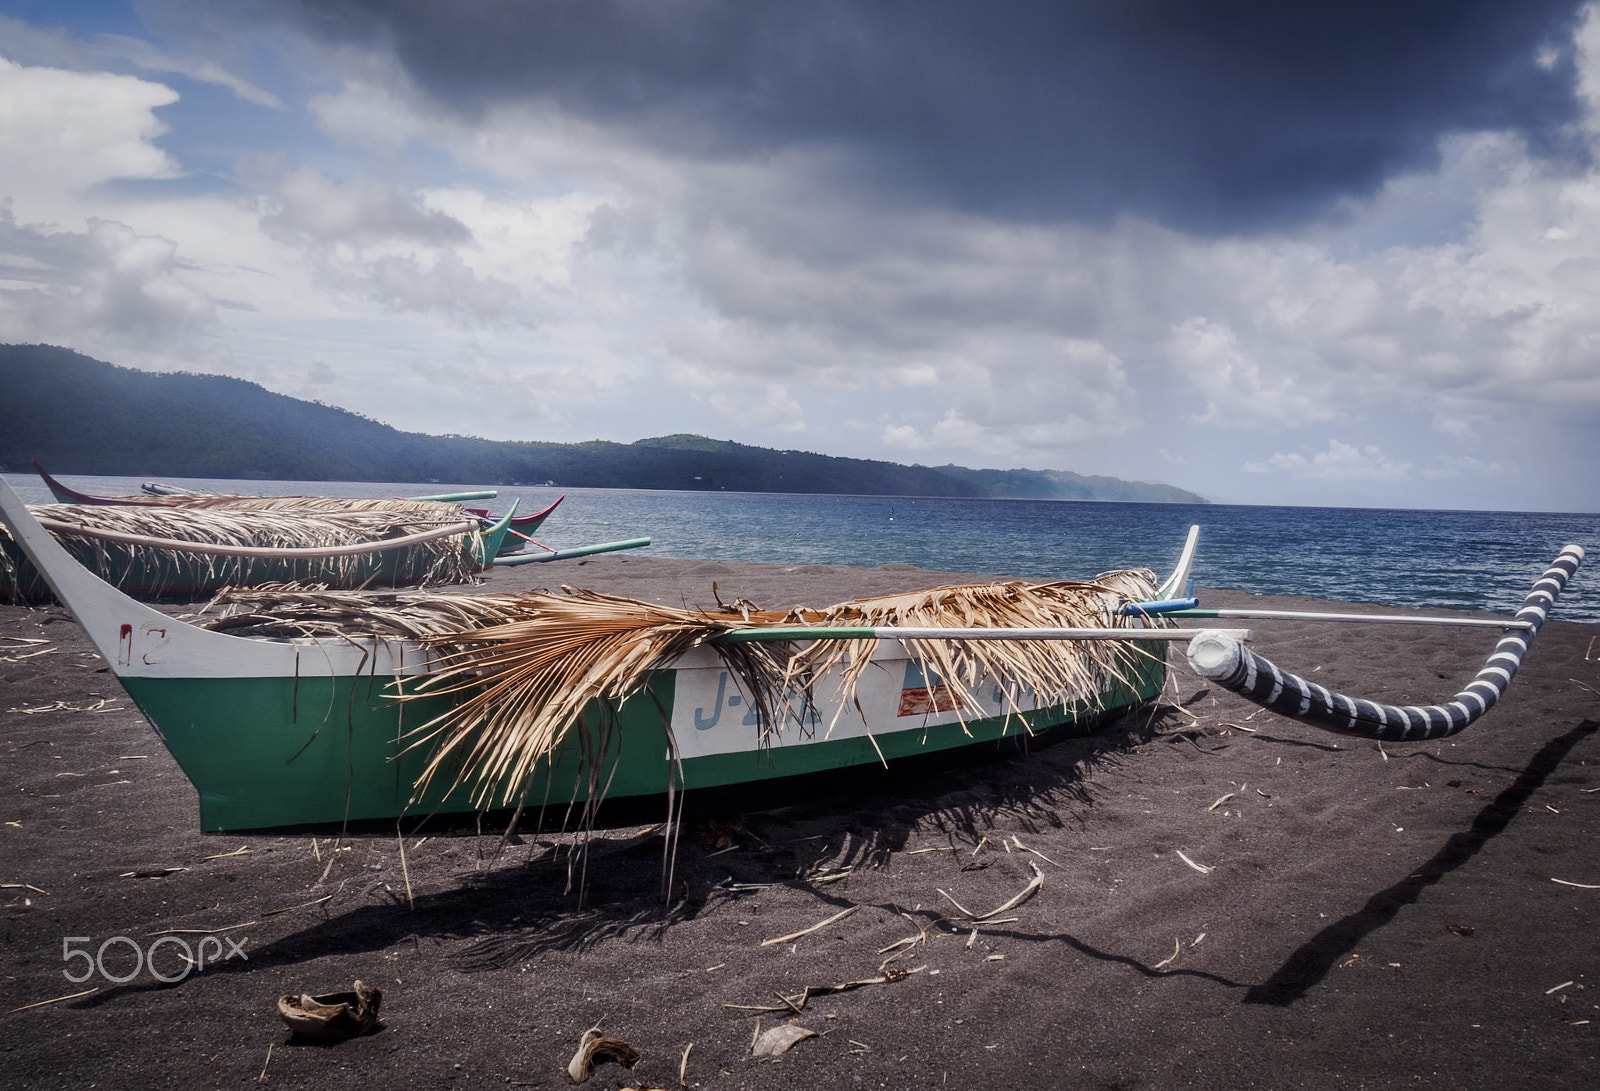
[2,555,1596,1088]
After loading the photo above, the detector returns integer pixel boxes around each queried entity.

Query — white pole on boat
[493,537,652,565]
[714,626,1253,644]
[1159,608,1534,630]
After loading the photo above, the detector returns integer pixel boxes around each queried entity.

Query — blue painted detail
[696,669,819,731]
[902,660,945,689]
[693,672,727,730]
[1117,597,1199,616]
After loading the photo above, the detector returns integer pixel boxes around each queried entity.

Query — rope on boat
[1184,544,1585,740]
[32,517,479,559]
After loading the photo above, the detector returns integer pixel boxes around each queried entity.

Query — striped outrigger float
[1185,545,1585,740]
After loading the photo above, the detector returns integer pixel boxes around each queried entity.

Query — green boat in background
[34,459,562,558]
[0,498,519,602]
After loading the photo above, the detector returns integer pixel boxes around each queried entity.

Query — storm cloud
[5,2,1600,509]
[261,0,1591,231]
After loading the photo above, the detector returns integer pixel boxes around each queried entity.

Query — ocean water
[6,474,1598,623]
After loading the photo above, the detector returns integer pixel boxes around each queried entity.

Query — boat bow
[0,476,428,680]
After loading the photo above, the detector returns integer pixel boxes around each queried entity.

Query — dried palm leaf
[142,494,466,517]
[3,501,479,596]
[400,588,799,808]
[190,586,533,639]
[786,571,1160,737]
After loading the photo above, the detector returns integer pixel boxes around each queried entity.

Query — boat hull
[0,474,1179,833]
[121,647,1164,832]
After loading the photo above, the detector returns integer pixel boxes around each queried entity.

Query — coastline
[1,555,1596,1087]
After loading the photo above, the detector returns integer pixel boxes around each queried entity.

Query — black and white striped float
[1184,544,1585,741]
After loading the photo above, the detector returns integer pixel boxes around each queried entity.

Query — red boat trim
[511,493,563,528]
[32,461,161,506]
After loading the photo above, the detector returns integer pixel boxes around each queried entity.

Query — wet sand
[1,554,1596,1088]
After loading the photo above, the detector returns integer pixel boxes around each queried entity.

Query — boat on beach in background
[37,460,564,556]
[36,460,500,508]
[0,494,521,602]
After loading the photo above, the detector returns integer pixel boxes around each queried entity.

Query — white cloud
[1422,455,1506,480]
[0,204,223,367]
[258,169,472,248]
[421,187,608,291]
[1175,315,1339,429]
[880,422,929,451]
[0,16,280,108]
[93,33,283,109]
[1244,440,1413,481]
[0,56,179,204]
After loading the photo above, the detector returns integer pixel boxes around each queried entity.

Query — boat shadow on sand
[1243,714,1598,1006]
[70,705,1597,1011]
[73,699,1189,1003]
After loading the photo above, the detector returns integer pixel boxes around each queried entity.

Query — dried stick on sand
[1010,835,1062,868]
[760,904,859,947]
[937,861,1044,920]
[725,966,927,1014]
[6,987,98,1014]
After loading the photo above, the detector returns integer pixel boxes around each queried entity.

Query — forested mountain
[0,345,1207,503]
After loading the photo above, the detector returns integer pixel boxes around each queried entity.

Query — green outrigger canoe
[33,461,564,558]
[8,470,1575,835]
[0,476,1212,832]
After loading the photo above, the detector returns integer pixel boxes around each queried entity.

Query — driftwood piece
[760,904,858,947]
[567,1026,641,1083]
[725,965,925,1014]
[277,980,382,1040]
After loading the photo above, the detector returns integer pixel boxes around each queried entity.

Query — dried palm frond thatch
[784,570,1160,736]
[0,502,480,599]
[161,495,468,517]
[194,570,1160,810]
[402,588,800,808]
[189,585,531,639]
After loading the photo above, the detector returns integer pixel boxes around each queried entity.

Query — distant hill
[0,344,1208,503]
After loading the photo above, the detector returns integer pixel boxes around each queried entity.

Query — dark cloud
[255,170,472,247]
[259,0,1588,232]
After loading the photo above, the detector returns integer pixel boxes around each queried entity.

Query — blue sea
[6,474,1598,623]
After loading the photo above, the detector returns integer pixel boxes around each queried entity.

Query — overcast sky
[3,1,1599,511]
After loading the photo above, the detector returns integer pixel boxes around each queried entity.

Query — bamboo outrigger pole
[1185,544,1584,741]
[714,626,1252,644]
